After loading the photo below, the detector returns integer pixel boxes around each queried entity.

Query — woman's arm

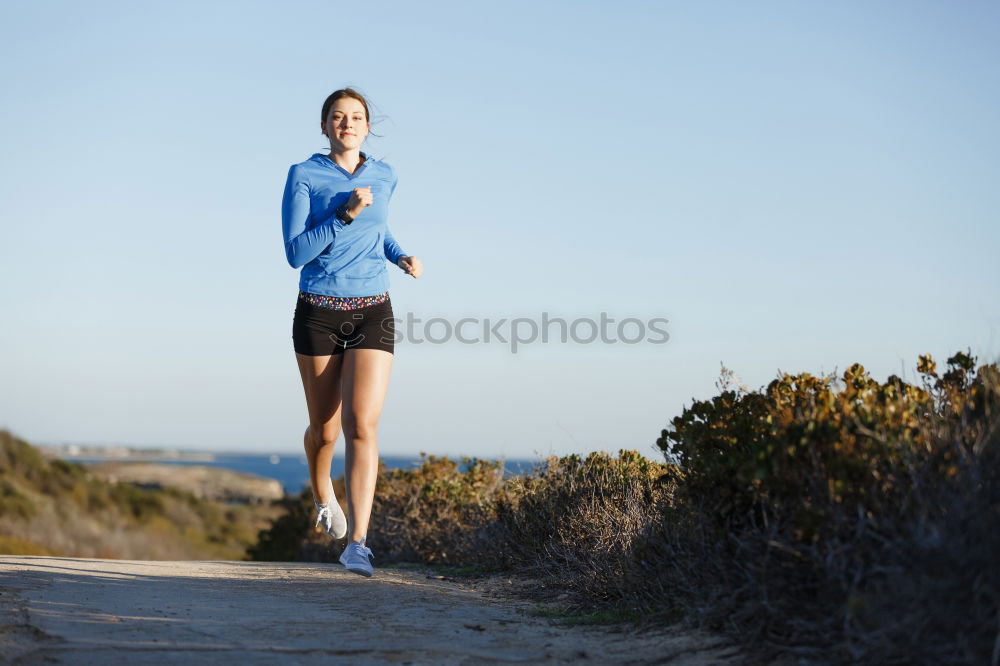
[382,164,409,267]
[281,165,344,269]
[384,226,407,266]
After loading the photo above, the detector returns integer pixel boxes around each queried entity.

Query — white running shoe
[339,537,375,577]
[314,498,348,540]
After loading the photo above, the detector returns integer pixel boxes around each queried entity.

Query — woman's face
[323,97,369,151]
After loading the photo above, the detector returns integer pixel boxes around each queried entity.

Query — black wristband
[336,204,354,225]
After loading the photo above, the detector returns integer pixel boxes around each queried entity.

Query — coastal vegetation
[3,348,995,663]
[0,430,281,559]
[250,349,1000,665]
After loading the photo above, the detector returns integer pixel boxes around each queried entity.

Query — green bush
[650,350,1000,664]
[658,351,995,542]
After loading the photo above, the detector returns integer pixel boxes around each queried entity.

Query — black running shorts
[292,295,396,356]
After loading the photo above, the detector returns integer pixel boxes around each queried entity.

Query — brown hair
[320,87,384,141]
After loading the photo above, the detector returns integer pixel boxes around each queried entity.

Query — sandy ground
[0,556,742,665]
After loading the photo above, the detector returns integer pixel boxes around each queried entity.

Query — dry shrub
[649,350,1000,664]
[479,451,676,610]
[247,349,999,664]
[362,450,678,619]
[367,455,506,563]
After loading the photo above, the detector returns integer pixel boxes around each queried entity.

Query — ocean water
[66,454,541,496]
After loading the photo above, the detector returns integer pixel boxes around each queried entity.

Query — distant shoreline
[35,445,542,495]
[38,444,218,462]
[36,444,527,463]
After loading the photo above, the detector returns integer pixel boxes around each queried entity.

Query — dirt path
[0,556,741,665]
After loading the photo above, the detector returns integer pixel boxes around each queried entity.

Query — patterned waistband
[298,290,390,311]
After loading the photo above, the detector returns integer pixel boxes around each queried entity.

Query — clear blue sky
[2,0,998,459]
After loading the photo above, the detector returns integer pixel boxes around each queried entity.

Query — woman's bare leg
[294,352,345,504]
[340,347,393,542]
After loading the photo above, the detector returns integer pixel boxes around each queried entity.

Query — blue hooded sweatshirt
[281,151,407,297]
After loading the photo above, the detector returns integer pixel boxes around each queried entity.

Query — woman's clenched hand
[397,256,423,278]
[346,186,373,217]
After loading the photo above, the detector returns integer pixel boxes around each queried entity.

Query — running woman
[281,87,424,577]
